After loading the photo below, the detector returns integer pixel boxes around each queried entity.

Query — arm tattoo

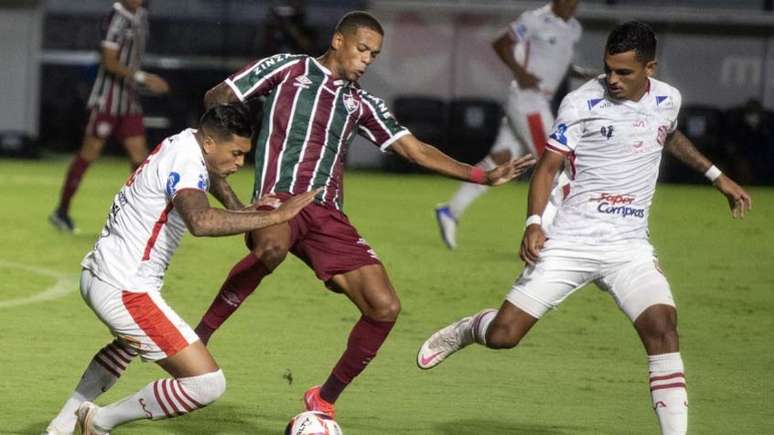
[174,189,279,237]
[208,174,244,210]
[664,130,713,173]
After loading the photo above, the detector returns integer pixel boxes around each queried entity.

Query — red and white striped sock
[92,369,226,430]
[47,340,137,432]
[471,309,497,346]
[649,352,688,435]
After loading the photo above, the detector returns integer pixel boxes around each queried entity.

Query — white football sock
[93,369,226,430]
[649,352,688,435]
[47,340,136,432]
[470,309,497,346]
[447,157,495,219]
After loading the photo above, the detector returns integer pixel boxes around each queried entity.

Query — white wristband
[133,70,147,84]
[525,214,542,227]
[704,165,722,182]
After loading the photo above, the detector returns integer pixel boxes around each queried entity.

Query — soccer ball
[284,411,342,435]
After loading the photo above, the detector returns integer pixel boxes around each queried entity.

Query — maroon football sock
[320,316,395,404]
[57,155,91,215]
[195,254,270,344]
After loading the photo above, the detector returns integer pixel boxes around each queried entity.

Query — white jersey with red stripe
[544,76,682,243]
[508,3,582,101]
[82,128,209,292]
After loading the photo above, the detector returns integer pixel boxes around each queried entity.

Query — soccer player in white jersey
[436,0,593,249]
[43,105,317,435]
[418,22,752,434]
[49,0,169,234]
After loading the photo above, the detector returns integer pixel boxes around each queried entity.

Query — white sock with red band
[648,352,688,435]
[47,340,137,432]
[471,309,497,346]
[93,369,226,430]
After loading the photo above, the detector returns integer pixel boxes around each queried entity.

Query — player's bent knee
[252,243,288,270]
[178,369,227,406]
[369,298,401,322]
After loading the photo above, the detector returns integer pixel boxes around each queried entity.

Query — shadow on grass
[435,418,584,435]
[23,402,285,435]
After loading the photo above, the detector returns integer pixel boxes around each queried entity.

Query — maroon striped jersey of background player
[225,54,410,210]
[86,2,148,116]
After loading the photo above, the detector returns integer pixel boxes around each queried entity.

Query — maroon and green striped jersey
[225,54,409,210]
[87,2,148,116]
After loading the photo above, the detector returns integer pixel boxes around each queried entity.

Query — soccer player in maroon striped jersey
[49,0,169,233]
[194,11,536,417]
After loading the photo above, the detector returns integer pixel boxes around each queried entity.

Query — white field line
[0,260,78,309]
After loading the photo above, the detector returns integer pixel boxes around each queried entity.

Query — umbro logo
[588,98,611,110]
[294,75,312,89]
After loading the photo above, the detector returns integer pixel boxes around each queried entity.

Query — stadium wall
[348,0,774,168]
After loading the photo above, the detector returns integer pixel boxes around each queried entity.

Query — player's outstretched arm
[389,134,535,185]
[173,188,318,237]
[208,173,245,210]
[665,130,752,218]
[520,150,563,265]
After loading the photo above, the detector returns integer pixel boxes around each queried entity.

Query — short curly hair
[606,21,657,63]
[335,11,384,36]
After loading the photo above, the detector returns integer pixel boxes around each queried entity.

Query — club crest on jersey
[166,172,181,197]
[197,173,208,191]
[343,93,360,113]
[294,75,312,89]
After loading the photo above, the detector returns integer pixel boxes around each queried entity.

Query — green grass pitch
[0,156,772,434]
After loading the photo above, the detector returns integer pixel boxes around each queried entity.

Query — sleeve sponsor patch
[197,173,208,191]
[166,172,181,198]
[549,123,569,145]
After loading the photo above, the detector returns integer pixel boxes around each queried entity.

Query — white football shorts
[491,87,554,158]
[80,268,199,361]
[506,239,675,322]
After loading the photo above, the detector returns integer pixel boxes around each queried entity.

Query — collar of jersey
[311,57,353,88]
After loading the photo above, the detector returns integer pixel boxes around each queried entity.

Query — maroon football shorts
[248,193,381,283]
[85,108,145,141]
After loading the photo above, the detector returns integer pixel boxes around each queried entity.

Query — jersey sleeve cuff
[379,129,411,152]
[224,78,246,102]
[101,40,120,50]
[171,186,208,201]
[546,140,571,155]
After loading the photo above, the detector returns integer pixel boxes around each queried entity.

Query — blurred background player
[418,21,751,435]
[49,0,169,233]
[43,105,317,435]
[264,0,319,56]
[435,0,593,249]
[193,11,535,419]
